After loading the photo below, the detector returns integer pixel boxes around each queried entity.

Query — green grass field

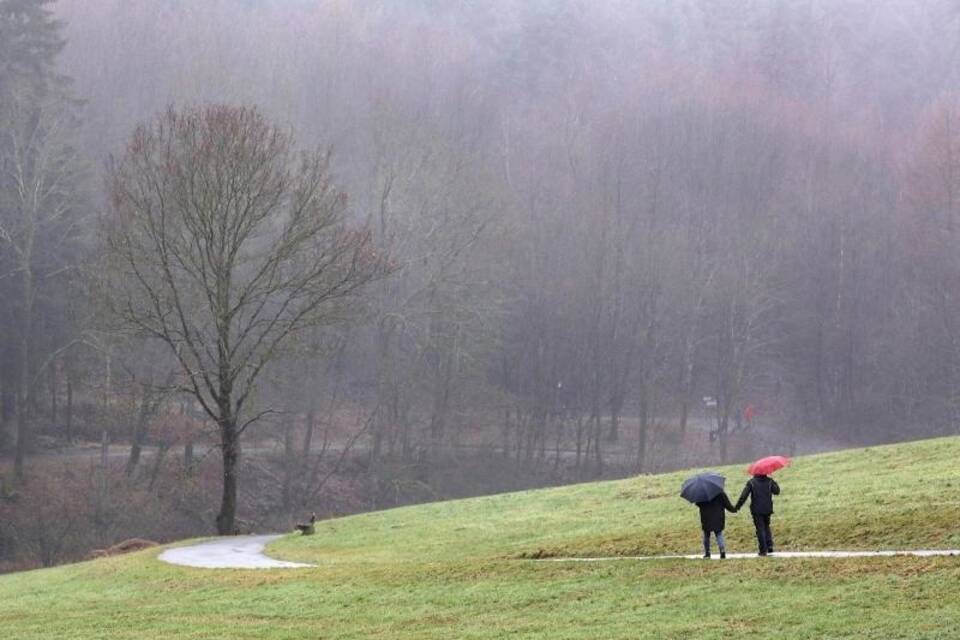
[1,436,959,639]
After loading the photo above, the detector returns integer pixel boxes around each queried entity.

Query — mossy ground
[1,436,958,639]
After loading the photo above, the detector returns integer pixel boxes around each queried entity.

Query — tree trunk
[126,434,143,476]
[593,415,603,476]
[637,382,649,472]
[282,418,294,511]
[502,407,511,458]
[65,370,73,444]
[679,399,688,440]
[371,321,394,464]
[184,438,194,470]
[14,338,31,481]
[590,402,603,477]
[0,365,11,431]
[14,255,35,482]
[538,411,546,461]
[49,361,58,432]
[216,417,240,535]
[720,422,729,464]
[149,442,169,490]
[399,404,412,460]
[524,412,537,462]
[718,399,730,464]
[303,407,316,462]
[678,334,696,439]
[126,387,153,476]
[100,430,109,469]
[574,414,584,470]
[429,371,453,459]
[553,412,563,471]
[608,396,622,443]
[514,410,525,464]
[14,385,28,481]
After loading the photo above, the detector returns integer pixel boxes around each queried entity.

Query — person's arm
[771,479,780,495]
[722,492,737,512]
[734,482,751,511]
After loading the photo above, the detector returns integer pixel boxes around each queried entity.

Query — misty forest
[2,0,960,572]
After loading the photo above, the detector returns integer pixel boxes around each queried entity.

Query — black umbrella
[680,471,725,504]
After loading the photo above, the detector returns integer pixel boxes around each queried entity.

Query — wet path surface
[159,536,960,569]
[545,549,960,561]
[158,534,313,569]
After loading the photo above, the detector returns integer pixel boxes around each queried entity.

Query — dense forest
[2,0,960,570]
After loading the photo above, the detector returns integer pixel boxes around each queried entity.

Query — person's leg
[715,530,726,558]
[752,513,767,555]
[764,515,774,552]
[702,531,711,557]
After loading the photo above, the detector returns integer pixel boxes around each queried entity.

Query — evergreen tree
[0,0,66,97]
[0,0,86,479]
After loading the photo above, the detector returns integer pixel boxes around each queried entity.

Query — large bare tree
[104,105,386,534]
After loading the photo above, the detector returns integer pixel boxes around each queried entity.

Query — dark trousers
[702,530,726,556]
[752,513,774,552]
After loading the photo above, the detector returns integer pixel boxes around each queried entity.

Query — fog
[2,0,960,568]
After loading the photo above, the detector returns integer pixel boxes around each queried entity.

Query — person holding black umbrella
[680,471,738,559]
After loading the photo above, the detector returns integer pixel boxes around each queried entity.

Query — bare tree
[0,77,86,481]
[904,95,960,432]
[103,105,387,534]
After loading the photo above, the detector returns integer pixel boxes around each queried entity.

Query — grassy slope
[1,437,959,639]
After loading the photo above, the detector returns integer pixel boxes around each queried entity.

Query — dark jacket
[696,492,737,532]
[735,475,780,515]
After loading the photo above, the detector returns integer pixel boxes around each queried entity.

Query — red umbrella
[748,455,790,476]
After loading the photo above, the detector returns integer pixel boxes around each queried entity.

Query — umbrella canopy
[680,471,726,504]
[748,455,791,476]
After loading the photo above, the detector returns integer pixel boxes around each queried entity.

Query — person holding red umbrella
[735,456,789,556]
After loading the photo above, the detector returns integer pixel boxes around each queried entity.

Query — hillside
[1,437,959,639]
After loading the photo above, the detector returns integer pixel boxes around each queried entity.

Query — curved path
[545,549,960,562]
[158,534,314,569]
[157,536,960,569]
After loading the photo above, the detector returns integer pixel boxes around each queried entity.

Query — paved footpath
[158,535,960,569]
[545,550,960,561]
[159,534,314,569]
